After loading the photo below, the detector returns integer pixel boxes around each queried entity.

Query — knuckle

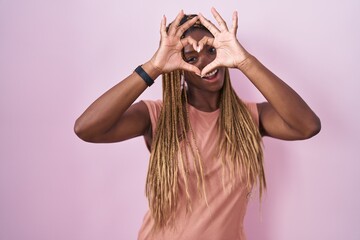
[178,26,186,33]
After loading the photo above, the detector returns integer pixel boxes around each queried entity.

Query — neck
[186,88,221,112]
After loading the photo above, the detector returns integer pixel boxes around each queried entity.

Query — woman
[74,7,321,240]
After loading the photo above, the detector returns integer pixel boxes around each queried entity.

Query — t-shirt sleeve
[142,99,163,136]
[244,102,259,127]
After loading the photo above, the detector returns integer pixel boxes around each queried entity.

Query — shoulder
[142,99,163,111]
[141,99,163,138]
[142,99,163,120]
[241,100,259,126]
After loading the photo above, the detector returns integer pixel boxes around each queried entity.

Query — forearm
[74,61,161,141]
[238,55,321,136]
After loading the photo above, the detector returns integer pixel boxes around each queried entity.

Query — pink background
[1,0,359,239]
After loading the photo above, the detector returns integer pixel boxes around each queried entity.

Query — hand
[150,11,201,75]
[198,7,251,75]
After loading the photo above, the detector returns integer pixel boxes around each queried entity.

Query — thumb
[181,62,201,76]
[201,61,219,76]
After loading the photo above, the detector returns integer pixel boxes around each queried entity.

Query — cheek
[184,72,202,86]
[209,53,216,62]
[184,71,196,80]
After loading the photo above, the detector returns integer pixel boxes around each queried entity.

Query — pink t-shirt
[139,100,259,240]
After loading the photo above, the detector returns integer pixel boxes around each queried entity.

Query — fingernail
[196,46,201,53]
[195,71,203,77]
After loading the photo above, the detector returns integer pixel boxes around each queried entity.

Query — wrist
[134,65,155,87]
[237,54,257,72]
[142,60,162,81]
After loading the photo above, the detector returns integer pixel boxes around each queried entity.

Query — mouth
[202,69,219,80]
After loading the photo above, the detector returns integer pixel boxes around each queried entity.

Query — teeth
[203,69,218,78]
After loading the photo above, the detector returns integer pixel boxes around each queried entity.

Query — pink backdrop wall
[1,0,359,239]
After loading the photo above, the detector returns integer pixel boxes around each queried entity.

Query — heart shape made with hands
[156,8,247,76]
[177,9,246,76]
[181,35,218,76]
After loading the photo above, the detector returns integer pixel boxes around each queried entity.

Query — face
[182,29,225,93]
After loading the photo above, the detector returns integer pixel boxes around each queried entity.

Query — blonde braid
[145,70,189,230]
[218,69,266,197]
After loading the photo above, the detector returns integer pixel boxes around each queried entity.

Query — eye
[185,56,197,63]
[208,47,216,54]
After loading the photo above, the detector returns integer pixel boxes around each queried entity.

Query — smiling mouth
[202,69,218,80]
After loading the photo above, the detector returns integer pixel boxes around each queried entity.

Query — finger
[168,10,184,35]
[160,15,167,37]
[180,36,198,51]
[181,62,201,75]
[198,13,220,37]
[198,36,215,51]
[230,10,238,34]
[201,60,220,76]
[175,16,199,37]
[210,7,229,32]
